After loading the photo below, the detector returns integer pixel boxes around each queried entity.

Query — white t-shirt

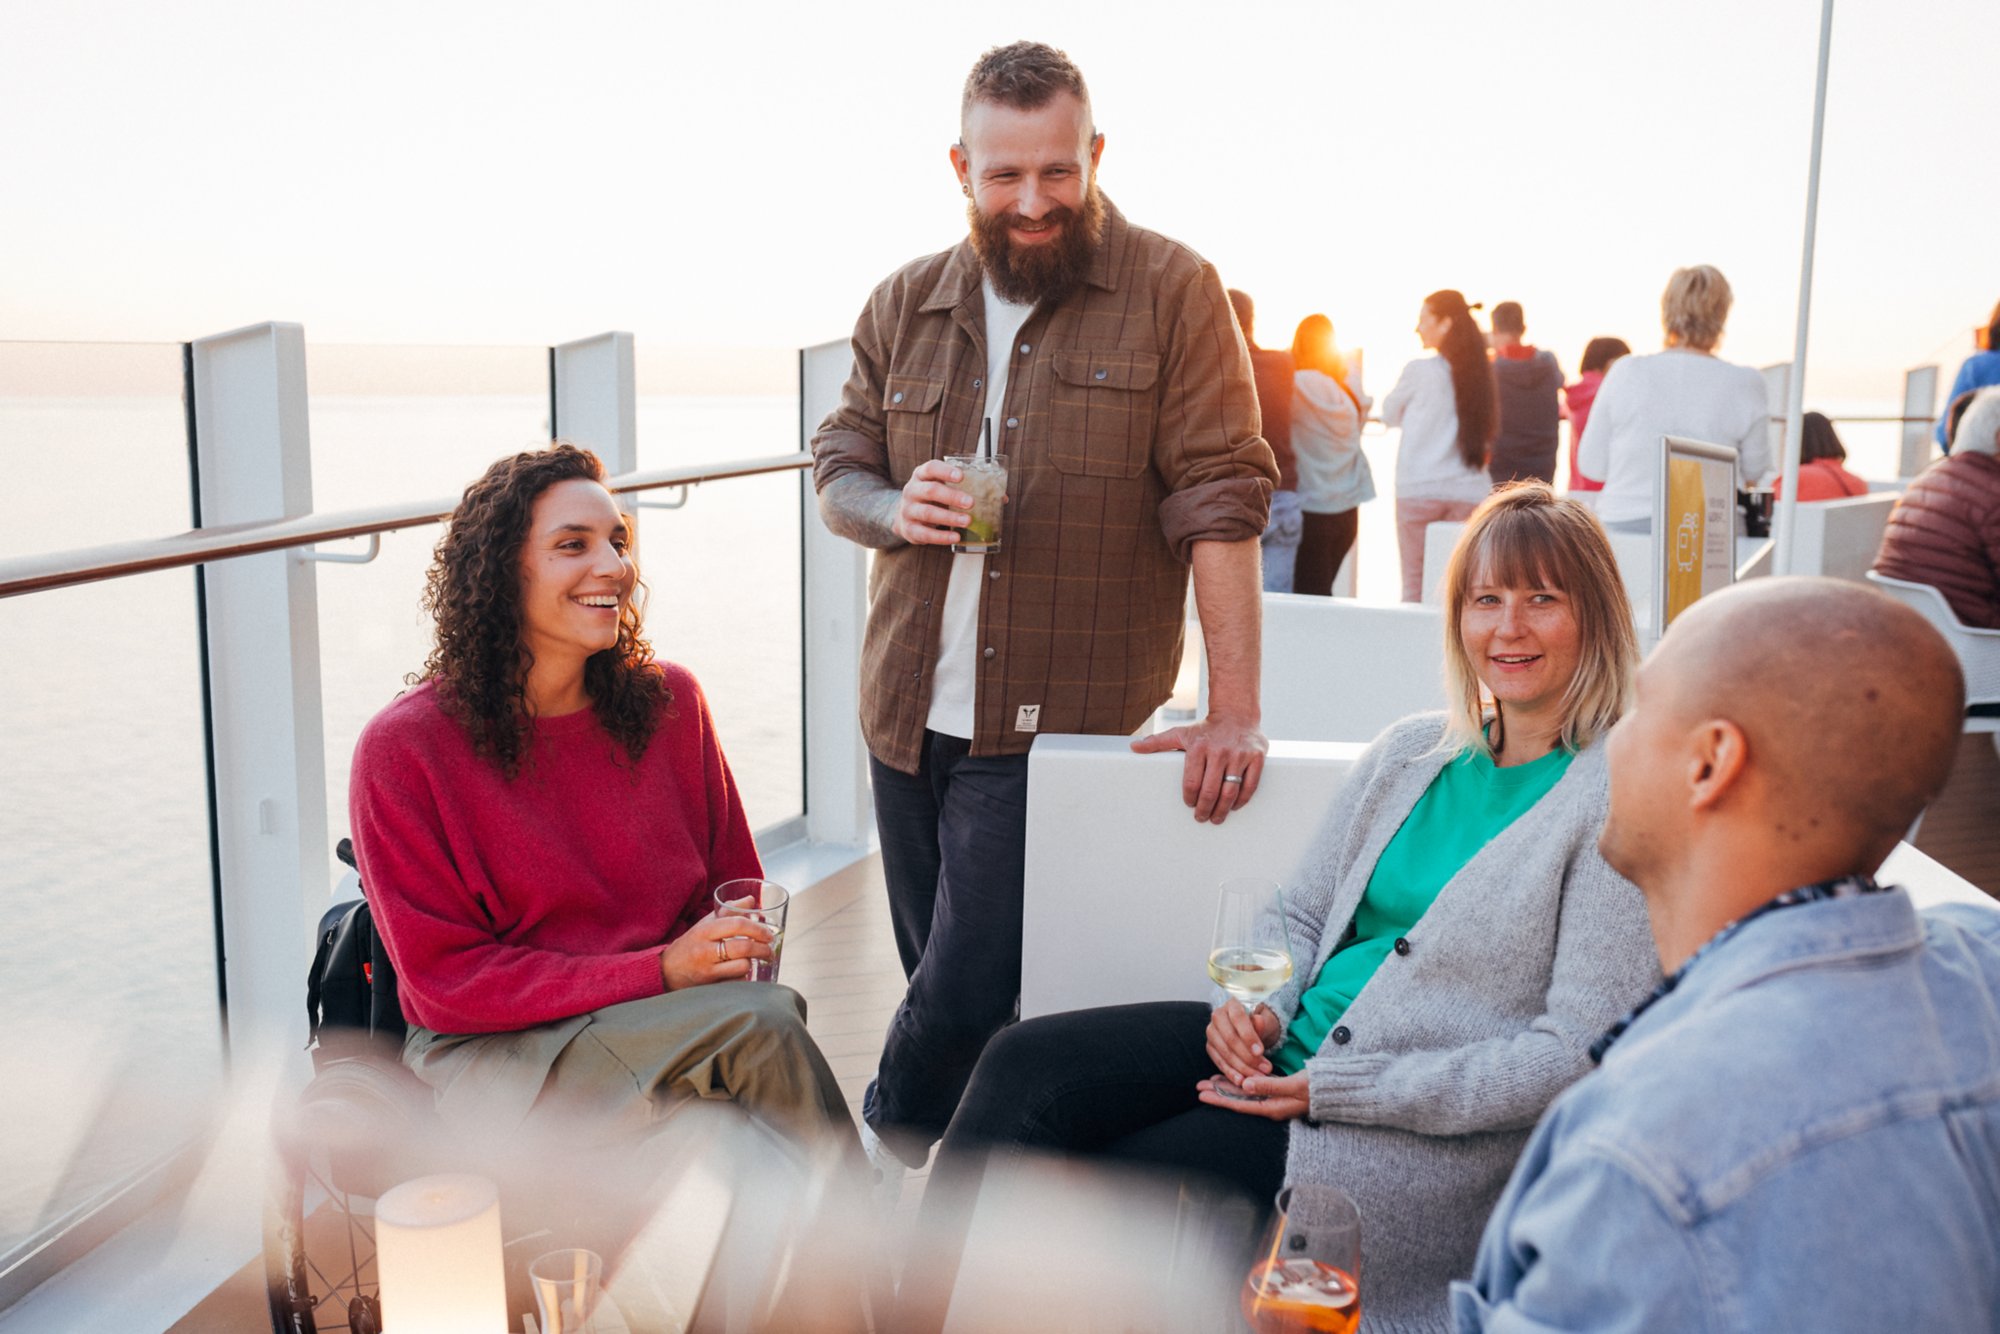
[1577,348,1773,525]
[1381,356,1491,503]
[926,279,1035,739]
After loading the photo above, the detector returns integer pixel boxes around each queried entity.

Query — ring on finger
[1221,773,1244,785]
[714,939,728,964]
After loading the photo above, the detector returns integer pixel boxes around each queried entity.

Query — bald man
[1452,577,2000,1333]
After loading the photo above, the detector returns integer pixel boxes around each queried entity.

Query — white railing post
[552,332,638,493]
[1901,365,1939,477]
[189,321,329,1047]
[800,339,872,848]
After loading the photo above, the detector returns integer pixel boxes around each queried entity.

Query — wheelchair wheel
[265,1126,385,1334]
[265,1057,430,1334]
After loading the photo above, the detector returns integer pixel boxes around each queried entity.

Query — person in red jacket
[1774,412,1870,501]
[350,443,858,1159]
[1873,387,2000,629]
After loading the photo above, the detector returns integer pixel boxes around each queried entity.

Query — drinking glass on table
[1207,876,1295,1099]
[531,1247,603,1334]
[1241,1184,1362,1334]
[714,879,790,982]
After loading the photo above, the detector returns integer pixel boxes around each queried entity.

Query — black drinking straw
[980,416,994,463]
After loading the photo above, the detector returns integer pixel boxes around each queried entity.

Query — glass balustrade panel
[634,366,804,833]
[0,341,221,1270]
[308,344,549,893]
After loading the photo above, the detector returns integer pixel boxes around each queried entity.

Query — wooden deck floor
[1910,734,2000,900]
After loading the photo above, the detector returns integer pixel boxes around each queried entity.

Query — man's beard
[967,180,1107,307]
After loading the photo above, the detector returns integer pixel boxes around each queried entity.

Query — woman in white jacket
[1289,314,1374,596]
[1382,289,1496,601]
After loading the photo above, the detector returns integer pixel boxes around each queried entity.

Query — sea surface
[0,336,1915,1253]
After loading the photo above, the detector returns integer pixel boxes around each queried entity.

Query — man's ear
[1088,131,1105,172]
[950,142,971,193]
[1688,718,1750,813]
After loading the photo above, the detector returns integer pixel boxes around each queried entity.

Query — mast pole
[1772,0,1835,576]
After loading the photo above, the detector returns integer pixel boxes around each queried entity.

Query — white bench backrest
[1787,492,1898,582]
[1019,740,1992,1022]
[1249,596,1446,744]
[1020,735,1362,1019]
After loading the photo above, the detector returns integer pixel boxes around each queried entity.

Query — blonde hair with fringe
[1439,483,1637,758]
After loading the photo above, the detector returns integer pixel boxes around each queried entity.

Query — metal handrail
[0,451,812,600]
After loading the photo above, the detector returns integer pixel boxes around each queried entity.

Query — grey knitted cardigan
[1269,714,1660,1334]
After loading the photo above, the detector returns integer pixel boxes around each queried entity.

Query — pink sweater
[349,663,763,1034]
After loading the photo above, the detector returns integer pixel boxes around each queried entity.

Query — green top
[1270,742,1575,1075]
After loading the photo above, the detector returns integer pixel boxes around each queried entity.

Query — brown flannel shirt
[812,200,1276,773]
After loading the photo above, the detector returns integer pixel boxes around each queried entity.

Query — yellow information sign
[1665,456,1707,626]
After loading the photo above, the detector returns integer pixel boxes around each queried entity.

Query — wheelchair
[265,843,878,1333]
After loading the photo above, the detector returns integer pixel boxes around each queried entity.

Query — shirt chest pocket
[1048,350,1160,480]
[883,374,946,477]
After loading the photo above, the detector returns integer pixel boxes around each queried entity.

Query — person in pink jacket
[1562,337,1629,494]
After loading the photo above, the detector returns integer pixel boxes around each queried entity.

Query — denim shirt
[1451,890,2000,1333]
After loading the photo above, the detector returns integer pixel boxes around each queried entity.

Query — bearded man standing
[811,41,1277,1183]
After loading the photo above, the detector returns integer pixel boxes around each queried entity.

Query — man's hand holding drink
[894,456,1009,551]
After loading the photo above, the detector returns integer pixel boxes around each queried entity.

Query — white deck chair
[1865,571,2000,734]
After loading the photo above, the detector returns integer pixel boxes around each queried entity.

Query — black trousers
[864,734,1031,1166]
[1293,507,1361,597]
[897,1002,1289,1329]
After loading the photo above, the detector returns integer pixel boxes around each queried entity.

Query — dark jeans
[1293,508,1360,597]
[864,734,1030,1166]
[898,1002,1289,1328]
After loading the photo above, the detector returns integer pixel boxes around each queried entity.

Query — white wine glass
[1208,876,1294,1099]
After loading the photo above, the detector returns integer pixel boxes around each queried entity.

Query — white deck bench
[1021,737,1991,1020]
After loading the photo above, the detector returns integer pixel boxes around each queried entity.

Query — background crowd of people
[1244,278,2000,625]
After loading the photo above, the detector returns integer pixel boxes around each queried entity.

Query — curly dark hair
[415,442,668,777]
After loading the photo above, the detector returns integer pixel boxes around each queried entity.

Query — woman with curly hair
[349,443,857,1159]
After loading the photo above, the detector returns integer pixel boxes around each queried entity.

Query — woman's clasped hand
[1197,1000,1307,1117]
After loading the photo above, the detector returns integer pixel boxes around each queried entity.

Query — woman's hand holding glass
[659,912,776,990]
[1200,1001,1311,1118]
[1206,998,1281,1085]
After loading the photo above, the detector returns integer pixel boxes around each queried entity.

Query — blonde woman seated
[913,484,1661,1332]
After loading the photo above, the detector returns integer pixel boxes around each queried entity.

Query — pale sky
[4,0,1996,403]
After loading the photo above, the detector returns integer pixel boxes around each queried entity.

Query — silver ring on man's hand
[714,939,728,964]
[1221,774,1244,784]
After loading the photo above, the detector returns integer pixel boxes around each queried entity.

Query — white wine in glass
[1208,877,1295,1007]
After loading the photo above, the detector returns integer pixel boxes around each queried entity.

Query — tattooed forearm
[818,472,906,549]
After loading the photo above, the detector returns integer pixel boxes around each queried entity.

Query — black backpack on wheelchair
[304,839,406,1067]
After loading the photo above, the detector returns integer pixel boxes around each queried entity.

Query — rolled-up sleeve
[811,282,894,493]
[1153,259,1277,562]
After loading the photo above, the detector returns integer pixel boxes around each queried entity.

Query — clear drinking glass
[1207,876,1295,1101]
[1240,1185,1362,1333]
[1208,877,1294,1007]
[943,452,1007,554]
[714,879,790,982]
[531,1247,604,1334]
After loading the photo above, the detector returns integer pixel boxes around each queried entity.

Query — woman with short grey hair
[1579,264,1774,529]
